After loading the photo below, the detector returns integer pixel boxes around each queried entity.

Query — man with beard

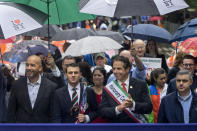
[7,55,57,123]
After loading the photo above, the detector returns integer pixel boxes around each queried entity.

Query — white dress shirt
[27,75,41,108]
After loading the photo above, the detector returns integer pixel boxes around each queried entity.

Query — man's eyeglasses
[183,64,194,67]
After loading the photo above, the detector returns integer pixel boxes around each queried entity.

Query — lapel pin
[130,86,133,89]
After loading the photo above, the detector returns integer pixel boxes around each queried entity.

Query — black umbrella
[51,28,96,41]
[22,24,61,38]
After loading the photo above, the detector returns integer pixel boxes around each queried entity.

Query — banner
[140,57,161,77]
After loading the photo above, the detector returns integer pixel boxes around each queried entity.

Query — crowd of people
[0,36,197,124]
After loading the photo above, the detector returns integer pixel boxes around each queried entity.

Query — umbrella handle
[130,17,134,43]
[0,48,4,64]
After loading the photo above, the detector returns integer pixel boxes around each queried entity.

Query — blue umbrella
[171,17,197,42]
[5,49,29,63]
[3,44,49,63]
[122,24,172,43]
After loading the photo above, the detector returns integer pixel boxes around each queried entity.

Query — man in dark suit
[158,70,197,123]
[52,63,98,123]
[0,65,7,122]
[100,56,152,123]
[7,55,57,123]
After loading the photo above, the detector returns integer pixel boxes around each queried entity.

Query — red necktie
[121,82,127,93]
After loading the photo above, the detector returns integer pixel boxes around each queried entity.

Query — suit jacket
[52,83,98,123]
[157,91,197,123]
[100,76,152,123]
[7,77,57,123]
[0,68,7,122]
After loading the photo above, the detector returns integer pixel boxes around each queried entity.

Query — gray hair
[176,70,193,80]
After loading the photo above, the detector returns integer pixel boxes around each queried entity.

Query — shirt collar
[68,83,80,91]
[27,75,41,85]
[118,75,130,87]
[178,90,192,101]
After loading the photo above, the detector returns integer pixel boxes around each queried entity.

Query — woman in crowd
[167,51,186,84]
[149,68,168,123]
[78,62,93,86]
[91,67,108,123]
[146,39,169,73]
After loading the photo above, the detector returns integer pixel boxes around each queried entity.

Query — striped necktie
[72,88,78,107]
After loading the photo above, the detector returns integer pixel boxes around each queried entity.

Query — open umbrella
[123,24,172,43]
[79,0,189,17]
[22,24,61,38]
[148,16,163,21]
[178,37,197,57]
[2,44,50,63]
[1,0,97,50]
[95,30,124,44]
[0,36,16,44]
[171,17,197,42]
[0,2,48,39]
[1,0,96,25]
[79,0,188,41]
[63,36,122,57]
[15,40,61,59]
[51,28,96,41]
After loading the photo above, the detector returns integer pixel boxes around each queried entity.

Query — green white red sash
[105,81,146,123]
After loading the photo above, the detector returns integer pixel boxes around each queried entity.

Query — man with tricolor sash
[100,56,152,123]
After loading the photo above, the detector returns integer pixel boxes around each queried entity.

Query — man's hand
[130,47,137,57]
[77,114,86,123]
[45,53,56,69]
[117,99,134,112]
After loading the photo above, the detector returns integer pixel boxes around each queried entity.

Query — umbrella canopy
[178,37,197,57]
[79,0,189,17]
[17,40,62,59]
[22,24,61,38]
[148,16,162,21]
[63,36,122,57]
[123,24,172,43]
[1,0,96,25]
[171,17,197,42]
[0,36,16,44]
[95,30,124,44]
[2,44,50,63]
[51,28,97,41]
[2,40,62,62]
[2,49,29,63]
[0,2,48,39]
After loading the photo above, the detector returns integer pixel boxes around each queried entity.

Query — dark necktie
[72,88,78,107]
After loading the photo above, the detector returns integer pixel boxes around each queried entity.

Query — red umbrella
[149,16,162,21]
[178,37,197,57]
[0,36,16,44]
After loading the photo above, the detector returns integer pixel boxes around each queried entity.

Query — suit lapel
[63,86,72,108]
[33,77,46,110]
[128,76,136,96]
[22,77,33,112]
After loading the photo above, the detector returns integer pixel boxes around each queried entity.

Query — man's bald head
[132,39,146,57]
[26,55,43,82]
[133,39,145,46]
[27,55,42,66]
[119,50,133,64]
